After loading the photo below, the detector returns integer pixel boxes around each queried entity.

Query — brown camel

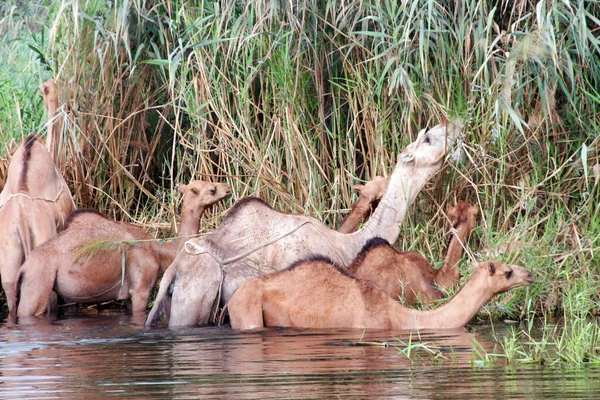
[12,180,231,321]
[347,202,479,304]
[146,122,462,327]
[338,176,388,234]
[228,258,533,330]
[0,135,75,311]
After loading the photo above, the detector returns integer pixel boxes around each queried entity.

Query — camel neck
[354,160,439,244]
[178,205,206,238]
[155,204,206,270]
[393,271,491,330]
[436,221,473,287]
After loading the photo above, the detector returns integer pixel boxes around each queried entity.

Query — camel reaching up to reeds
[146,122,462,327]
[338,176,388,234]
[0,135,75,312]
[39,79,60,157]
[12,180,231,321]
[228,258,533,330]
[347,202,479,304]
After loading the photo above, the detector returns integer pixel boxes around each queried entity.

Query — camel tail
[145,265,176,327]
[10,269,26,319]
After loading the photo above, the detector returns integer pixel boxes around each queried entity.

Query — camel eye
[424,136,431,144]
[191,188,199,195]
[505,270,512,279]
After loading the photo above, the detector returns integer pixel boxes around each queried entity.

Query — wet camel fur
[348,202,479,304]
[12,180,231,320]
[0,135,75,312]
[146,122,462,327]
[228,258,534,330]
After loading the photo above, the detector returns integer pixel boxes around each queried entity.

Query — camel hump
[286,254,342,272]
[223,197,271,220]
[358,237,391,255]
[64,209,106,227]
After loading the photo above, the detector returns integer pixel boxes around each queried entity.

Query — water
[0,310,598,399]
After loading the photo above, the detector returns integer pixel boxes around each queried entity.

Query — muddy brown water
[0,310,598,399]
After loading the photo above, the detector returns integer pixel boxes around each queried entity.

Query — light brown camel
[338,176,388,234]
[0,135,75,311]
[146,122,462,327]
[12,180,231,321]
[347,202,479,304]
[228,258,533,330]
[39,79,60,158]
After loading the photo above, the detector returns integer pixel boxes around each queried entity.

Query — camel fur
[146,122,462,327]
[12,180,231,321]
[0,135,75,312]
[228,258,533,330]
[338,176,388,234]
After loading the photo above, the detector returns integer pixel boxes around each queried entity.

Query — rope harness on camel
[0,167,68,227]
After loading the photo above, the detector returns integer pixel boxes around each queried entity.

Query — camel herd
[0,98,534,330]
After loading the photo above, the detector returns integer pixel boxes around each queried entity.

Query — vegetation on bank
[0,0,599,362]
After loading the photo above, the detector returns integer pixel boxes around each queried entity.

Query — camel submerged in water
[12,180,231,321]
[146,122,462,327]
[228,258,533,330]
[349,202,479,304]
[0,135,75,312]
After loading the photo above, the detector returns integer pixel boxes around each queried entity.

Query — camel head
[448,202,479,226]
[398,121,462,167]
[475,261,534,294]
[352,176,388,203]
[179,180,232,210]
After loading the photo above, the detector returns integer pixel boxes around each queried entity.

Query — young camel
[12,180,231,321]
[146,122,462,327]
[228,258,534,330]
[338,176,388,234]
[0,135,75,312]
[348,202,479,304]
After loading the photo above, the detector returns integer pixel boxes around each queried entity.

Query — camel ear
[447,205,456,218]
[353,184,364,193]
[40,82,49,95]
[470,204,480,215]
[487,262,497,275]
[178,184,188,194]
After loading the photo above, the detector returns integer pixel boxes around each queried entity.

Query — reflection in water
[0,311,598,398]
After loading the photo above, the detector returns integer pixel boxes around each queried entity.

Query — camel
[12,180,231,321]
[338,176,388,233]
[347,202,479,304]
[0,134,75,311]
[228,258,533,330]
[146,122,462,327]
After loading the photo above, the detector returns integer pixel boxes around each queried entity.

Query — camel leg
[228,279,265,330]
[168,253,223,327]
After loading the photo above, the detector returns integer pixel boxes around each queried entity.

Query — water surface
[0,311,598,398]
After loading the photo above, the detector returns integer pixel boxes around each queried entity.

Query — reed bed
[0,0,599,361]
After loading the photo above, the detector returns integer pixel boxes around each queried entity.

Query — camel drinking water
[12,180,231,321]
[348,202,479,304]
[0,135,75,312]
[146,122,462,327]
[228,258,533,330]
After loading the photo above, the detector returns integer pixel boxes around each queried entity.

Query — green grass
[0,0,599,364]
